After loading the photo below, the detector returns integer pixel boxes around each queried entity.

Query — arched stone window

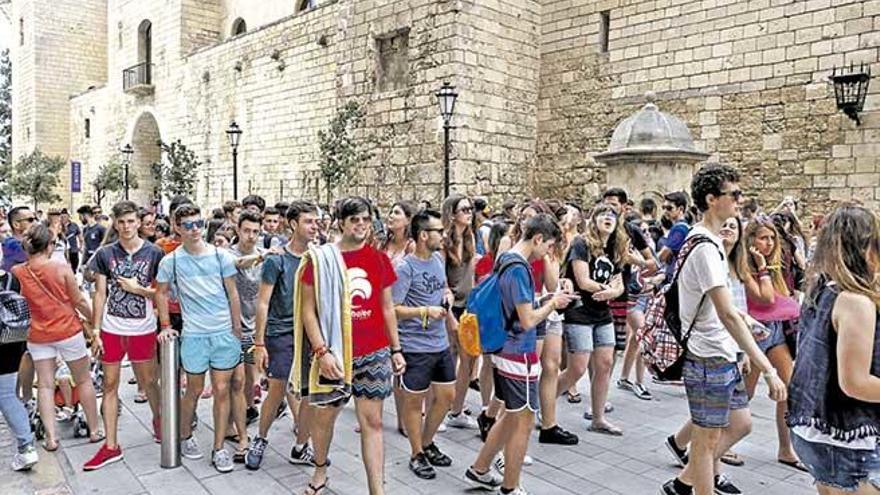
[232,18,247,36]
[137,20,152,65]
[297,0,317,13]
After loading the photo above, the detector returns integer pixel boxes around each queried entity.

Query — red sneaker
[153,417,161,443]
[83,444,123,471]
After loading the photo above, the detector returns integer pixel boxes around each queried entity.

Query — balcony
[123,62,154,96]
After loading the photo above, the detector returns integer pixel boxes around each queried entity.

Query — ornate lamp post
[435,82,458,198]
[226,121,243,199]
[120,143,134,200]
[831,63,871,125]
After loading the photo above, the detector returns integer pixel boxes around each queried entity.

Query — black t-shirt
[0,271,26,375]
[625,222,649,252]
[563,237,621,325]
[83,223,107,260]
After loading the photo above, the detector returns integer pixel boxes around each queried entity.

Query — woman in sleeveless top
[742,216,804,470]
[11,224,100,451]
[787,205,880,494]
[383,201,416,266]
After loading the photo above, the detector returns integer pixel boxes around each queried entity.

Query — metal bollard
[159,336,180,469]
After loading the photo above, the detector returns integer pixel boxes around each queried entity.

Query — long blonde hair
[745,217,789,296]
[808,205,880,308]
[583,204,629,264]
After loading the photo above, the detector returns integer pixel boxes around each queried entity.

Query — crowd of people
[0,162,877,495]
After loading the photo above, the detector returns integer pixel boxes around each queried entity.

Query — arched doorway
[129,112,161,206]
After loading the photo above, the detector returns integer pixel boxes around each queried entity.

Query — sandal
[778,458,808,472]
[42,439,59,452]
[587,423,623,436]
[128,377,137,385]
[304,460,330,495]
[565,391,582,404]
[721,451,745,466]
[134,392,148,404]
[89,431,106,443]
[233,447,248,464]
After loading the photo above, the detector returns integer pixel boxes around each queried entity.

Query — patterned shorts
[351,347,393,401]
[683,352,749,428]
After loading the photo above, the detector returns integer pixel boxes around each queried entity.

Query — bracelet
[420,307,428,329]
[253,343,265,348]
[757,269,769,278]
[314,345,329,358]
[160,323,171,330]
[391,348,403,355]
[762,368,778,379]
[550,299,558,311]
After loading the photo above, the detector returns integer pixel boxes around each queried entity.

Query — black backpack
[0,272,30,344]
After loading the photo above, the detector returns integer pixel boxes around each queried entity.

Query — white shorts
[28,332,89,362]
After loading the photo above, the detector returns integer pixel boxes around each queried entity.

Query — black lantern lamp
[120,143,134,200]
[831,62,871,125]
[226,121,243,199]
[435,82,458,198]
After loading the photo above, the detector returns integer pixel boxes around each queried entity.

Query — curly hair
[691,163,740,212]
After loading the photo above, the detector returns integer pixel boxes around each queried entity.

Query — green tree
[0,49,12,202]
[153,139,201,198]
[9,149,64,210]
[91,157,138,207]
[317,101,375,203]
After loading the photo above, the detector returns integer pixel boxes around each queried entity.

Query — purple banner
[71,161,81,193]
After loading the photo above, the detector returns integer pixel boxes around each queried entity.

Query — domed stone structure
[594,92,709,201]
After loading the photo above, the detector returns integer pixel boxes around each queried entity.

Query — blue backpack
[462,256,533,355]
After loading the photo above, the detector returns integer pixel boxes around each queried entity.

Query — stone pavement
[2,361,816,495]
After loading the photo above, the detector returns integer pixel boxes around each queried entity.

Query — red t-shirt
[530,257,545,292]
[302,244,397,357]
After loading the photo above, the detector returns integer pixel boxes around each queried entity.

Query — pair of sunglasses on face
[178,219,205,230]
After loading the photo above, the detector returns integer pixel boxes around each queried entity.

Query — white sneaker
[506,487,531,495]
[11,444,38,471]
[445,412,478,430]
[181,436,203,460]
[212,449,233,473]
[494,453,533,473]
[523,454,534,466]
[437,422,447,433]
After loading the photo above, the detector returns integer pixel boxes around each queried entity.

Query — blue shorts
[492,366,538,413]
[792,434,880,492]
[634,294,651,314]
[564,323,616,353]
[683,353,749,428]
[757,320,787,353]
[180,332,241,375]
[266,333,294,380]
[400,349,456,393]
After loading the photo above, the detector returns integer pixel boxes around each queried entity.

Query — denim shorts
[180,332,242,374]
[792,434,880,492]
[634,294,651,314]
[564,323,615,353]
[682,353,749,428]
[757,320,787,354]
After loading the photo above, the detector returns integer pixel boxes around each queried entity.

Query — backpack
[0,272,30,344]
[637,235,721,381]
[459,255,533,357]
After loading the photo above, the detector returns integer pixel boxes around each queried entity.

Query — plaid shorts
[683,353,749,428]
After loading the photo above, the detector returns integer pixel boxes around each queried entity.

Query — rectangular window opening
[85,118,91,139]
[375,28,411,93]
[599,11,610,53]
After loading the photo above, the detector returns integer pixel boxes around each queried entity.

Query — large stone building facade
[11,0,880,212]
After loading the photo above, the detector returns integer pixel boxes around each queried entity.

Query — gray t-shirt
[229,244,263,334]
[261,247,300,337]
[392,253,449,353]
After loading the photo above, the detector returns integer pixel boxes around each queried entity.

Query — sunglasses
[178,219,205,230]
[719,189,743,200]
[17,217,36,224]
[456,207,474,214]
[423,228,444,233]
[598,211,618,221]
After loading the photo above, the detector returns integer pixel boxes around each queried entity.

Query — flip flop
[587,424,623,436]
[42,439,60,452]
[304,479,329,495]
[134,392,148,404]
[89,431,106,443]
[778,459,808,472]
[565,391,582,404]
[720,451,744,466]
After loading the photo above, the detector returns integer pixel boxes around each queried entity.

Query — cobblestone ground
[1,361,816,495]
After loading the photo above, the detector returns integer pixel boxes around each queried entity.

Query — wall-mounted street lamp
[435,82,458,199]
[831,62,871,125]
[225,121,242,199]
[120,143,134,200]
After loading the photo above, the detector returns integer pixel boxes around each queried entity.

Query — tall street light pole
[435,82,458,199]
[226,121,242,200]
[121,143,134,200]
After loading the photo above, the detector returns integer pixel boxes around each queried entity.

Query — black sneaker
[409,452,436,479]
[289,443,316,466]
[538,425,579,445]
[245,406,259,426]
[465,466,502,490]
[665,435,688,467]
[714,474,742,495]
[477,411,495,442]
[423,443,452,467]
[469,379,480,392]
[660,478,693,495]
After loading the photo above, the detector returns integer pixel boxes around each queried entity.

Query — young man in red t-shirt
[300,196,406,495]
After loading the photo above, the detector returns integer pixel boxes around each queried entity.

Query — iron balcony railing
[123,62,153,91]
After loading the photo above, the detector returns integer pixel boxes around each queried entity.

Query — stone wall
[537,0,880,213]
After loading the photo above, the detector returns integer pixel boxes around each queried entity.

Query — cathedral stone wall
[13,0,880,212]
